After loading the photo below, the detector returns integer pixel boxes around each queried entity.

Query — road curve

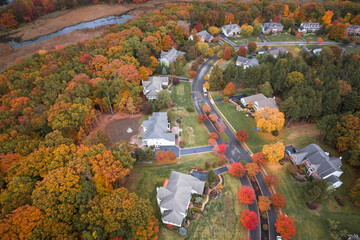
[192,56,277,240]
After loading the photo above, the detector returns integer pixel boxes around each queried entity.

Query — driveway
[180,145,214,156]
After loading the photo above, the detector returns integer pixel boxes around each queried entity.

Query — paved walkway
[214,166,228,175]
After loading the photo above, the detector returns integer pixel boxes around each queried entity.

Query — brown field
[104,116,141,143]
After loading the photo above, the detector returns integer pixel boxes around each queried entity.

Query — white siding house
[222,22,241,37]
[141,112,175,147]
[142,76,169,100]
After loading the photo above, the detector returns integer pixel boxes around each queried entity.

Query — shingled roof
[141,112,175,142]
[222,22,241,35]
[160,47,185,64]
[142,76,169,98]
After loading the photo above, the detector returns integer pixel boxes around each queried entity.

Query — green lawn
[158,173,248,240]
[229,35,260,45]
[170,82,209,147]
[265,44,302,57]
[265,32,299,42]
[127,154,248,239]
[302,33,331,42]
[215,102,268,153]
[266,162,360,240]
[210,88,257,101]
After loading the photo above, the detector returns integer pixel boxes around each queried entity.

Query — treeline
[0,0,149,29]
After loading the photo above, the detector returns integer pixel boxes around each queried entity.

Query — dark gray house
[159,47,185,67]
[262,21,283,34]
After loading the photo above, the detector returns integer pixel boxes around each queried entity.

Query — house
[347,25,360,36]
[289,144,343,188]
[140,112,175,147]
[235,56,259,69]
[157,171,205,227]
[312,47,322,55]
[258,47,288,58]
[262,21,283,34]
[159,47,185,67]
[222,22,241,37]
[189,30,214,42]
[298,22,321,33]
[142,76,169,100]
[240,93,277,110]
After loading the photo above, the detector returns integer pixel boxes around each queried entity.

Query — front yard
[229,35,260,45]
[265,32,299,42]
[170,82,209,147]
[302,33,331,42]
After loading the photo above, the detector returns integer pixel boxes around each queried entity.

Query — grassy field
[229,35,260,45]
[265,32,299,42]
[265,162,360,240]
[126,154,248,239]
[302,33,330,42]
[158,173,248,240]
[265,44,302,57]
[170,82,209,147]
[210,88,257,100]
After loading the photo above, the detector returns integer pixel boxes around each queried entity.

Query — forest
[0,0,359,239]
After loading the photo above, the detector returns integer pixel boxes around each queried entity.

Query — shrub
[178,227,187,236]
[212,161,218,168]
[196,167,203,171]
[175,134,178,138]
[197,114,207,122]
[176,119,182,123]
[272,130,279,136]
[179,141,185,148]
[173,78,180,85]
[204,161,210,169]
[223,96,229,103]
[263,224,268,231]
[286,164,298,175]
[205,204,210,210]
[261,212,267,220]
[186,106,195,112]
[203,210,208,216]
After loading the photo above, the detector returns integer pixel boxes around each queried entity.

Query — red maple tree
[258,196,271,212]
[252,152,268,166]
[209,132,219,139]
[197,114,207,122]
[271,193,286,209]
[240,209,259,230]
[264,174,279,187]
[236,129,249,142]
[237,46,247,57]
[275,214,296,240]
[223,47,232,60]
[238,186,256,204]
[245,163,260,179]
[229,162,245,178]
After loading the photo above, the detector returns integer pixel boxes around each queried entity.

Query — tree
[0,10,18,28]
[202,104,211,114]
[258,196,271,212]
[275,214,296,240]
[213,143,227,154]
[283,5,289,17]
[238,186,256,204]
[197,114,207,122]
[262,142,285,163]
[237,46,247,57]
[236,130,249,142]
[252,21,262,35]
[247,41,257,53]
[240,210,259,230]
[229,162,245,178]
[252,152,268,166]
[224,82,236,96]
[156,151,177,164]
[351,178,360,207]
[264,174,279,187]
[271,193,286,209]
[209,132,219,139]
[223,47,232,60]
[241,24,254,37]
[245,163,260,179]
[259,81,274,98]
[285,71,304,87]
[207,170,217,183]
[155,90,172,109]
[203,81,210,90]
[322,10,334,25]
[209,65,225,90]
[336,114,359,153]
[209,114,218,123]
[303,179,329,204]
[254,107,285,133]
[208,26,220,35]
[328,23,348,41]
[318,37,323,43]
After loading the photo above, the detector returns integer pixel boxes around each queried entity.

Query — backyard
[170,82,209,147]
[229,35,260,45]
[265,32,299,42]
[265,162,360,239]
[126,153,248,239]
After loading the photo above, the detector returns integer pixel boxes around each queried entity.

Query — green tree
[207,170,217,183]
[285,71,304,88]
[252,21,262,35]
[155,90,172,110]
[303,179,329,204]
[209,65,225,90]
[351,178,360,207]
[259,81,274,97]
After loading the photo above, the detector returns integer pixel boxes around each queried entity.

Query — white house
[235,56,259,69]
[240,93,277,110]
[222,22,241,37]
[140,112,175,147]
[142,76,169,100]
[289,144,343,188]
[189,30,214,42]
[157,171,205,227]
[298,22,321,33]
[159,47,185,67]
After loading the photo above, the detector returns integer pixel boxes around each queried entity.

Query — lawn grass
[170,82,209,147]
[265,44,302,57]
[265,162,360,240]
[210,88,257,100]
[215,102,268,153]
[265,32,299,42]
[302,33,331,42]
[158,173,248,240]
[229,35,260,45]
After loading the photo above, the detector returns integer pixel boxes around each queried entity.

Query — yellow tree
[254,107,285,132]
[283,4,289,17]
[322,10,334,25]
[203,81,210,90]
[262,142,285,163]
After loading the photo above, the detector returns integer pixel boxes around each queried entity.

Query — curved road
[192,56,277,240]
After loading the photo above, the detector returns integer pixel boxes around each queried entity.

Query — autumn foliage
[224,82,236,96]
[236,129,249,142]
[252,152,268,166]
[245,163,260,178]
[262,142,285,163]
[156,151,177,164]
[275,214,296,240]
[202,104,211,114]
[258,196,272,212]
[271,193,286,209]
[240,209,259,230]
[209,132,219,139]
[254,107,285,133]
[197,114,207,122]
[238,186,256,204]
[213,143,227,154]
[264,174,280,187]
[229,162,246,178]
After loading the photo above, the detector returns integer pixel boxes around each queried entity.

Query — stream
[6,14,134,50]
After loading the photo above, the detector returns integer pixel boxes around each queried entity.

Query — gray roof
[348,25,360,30]
[157,171,205,225]
[142,76,169,97]
[160,47,185,63]
[196,30,213,40]
[262,22,283,32]
[141,112,175,142]
[291,144,343,177]
[299,22,321,30]
[259,47,288,56]
[236,56,259,67]
[325,175,342,184]
[222,22,241,35]
[241,93,277,109]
